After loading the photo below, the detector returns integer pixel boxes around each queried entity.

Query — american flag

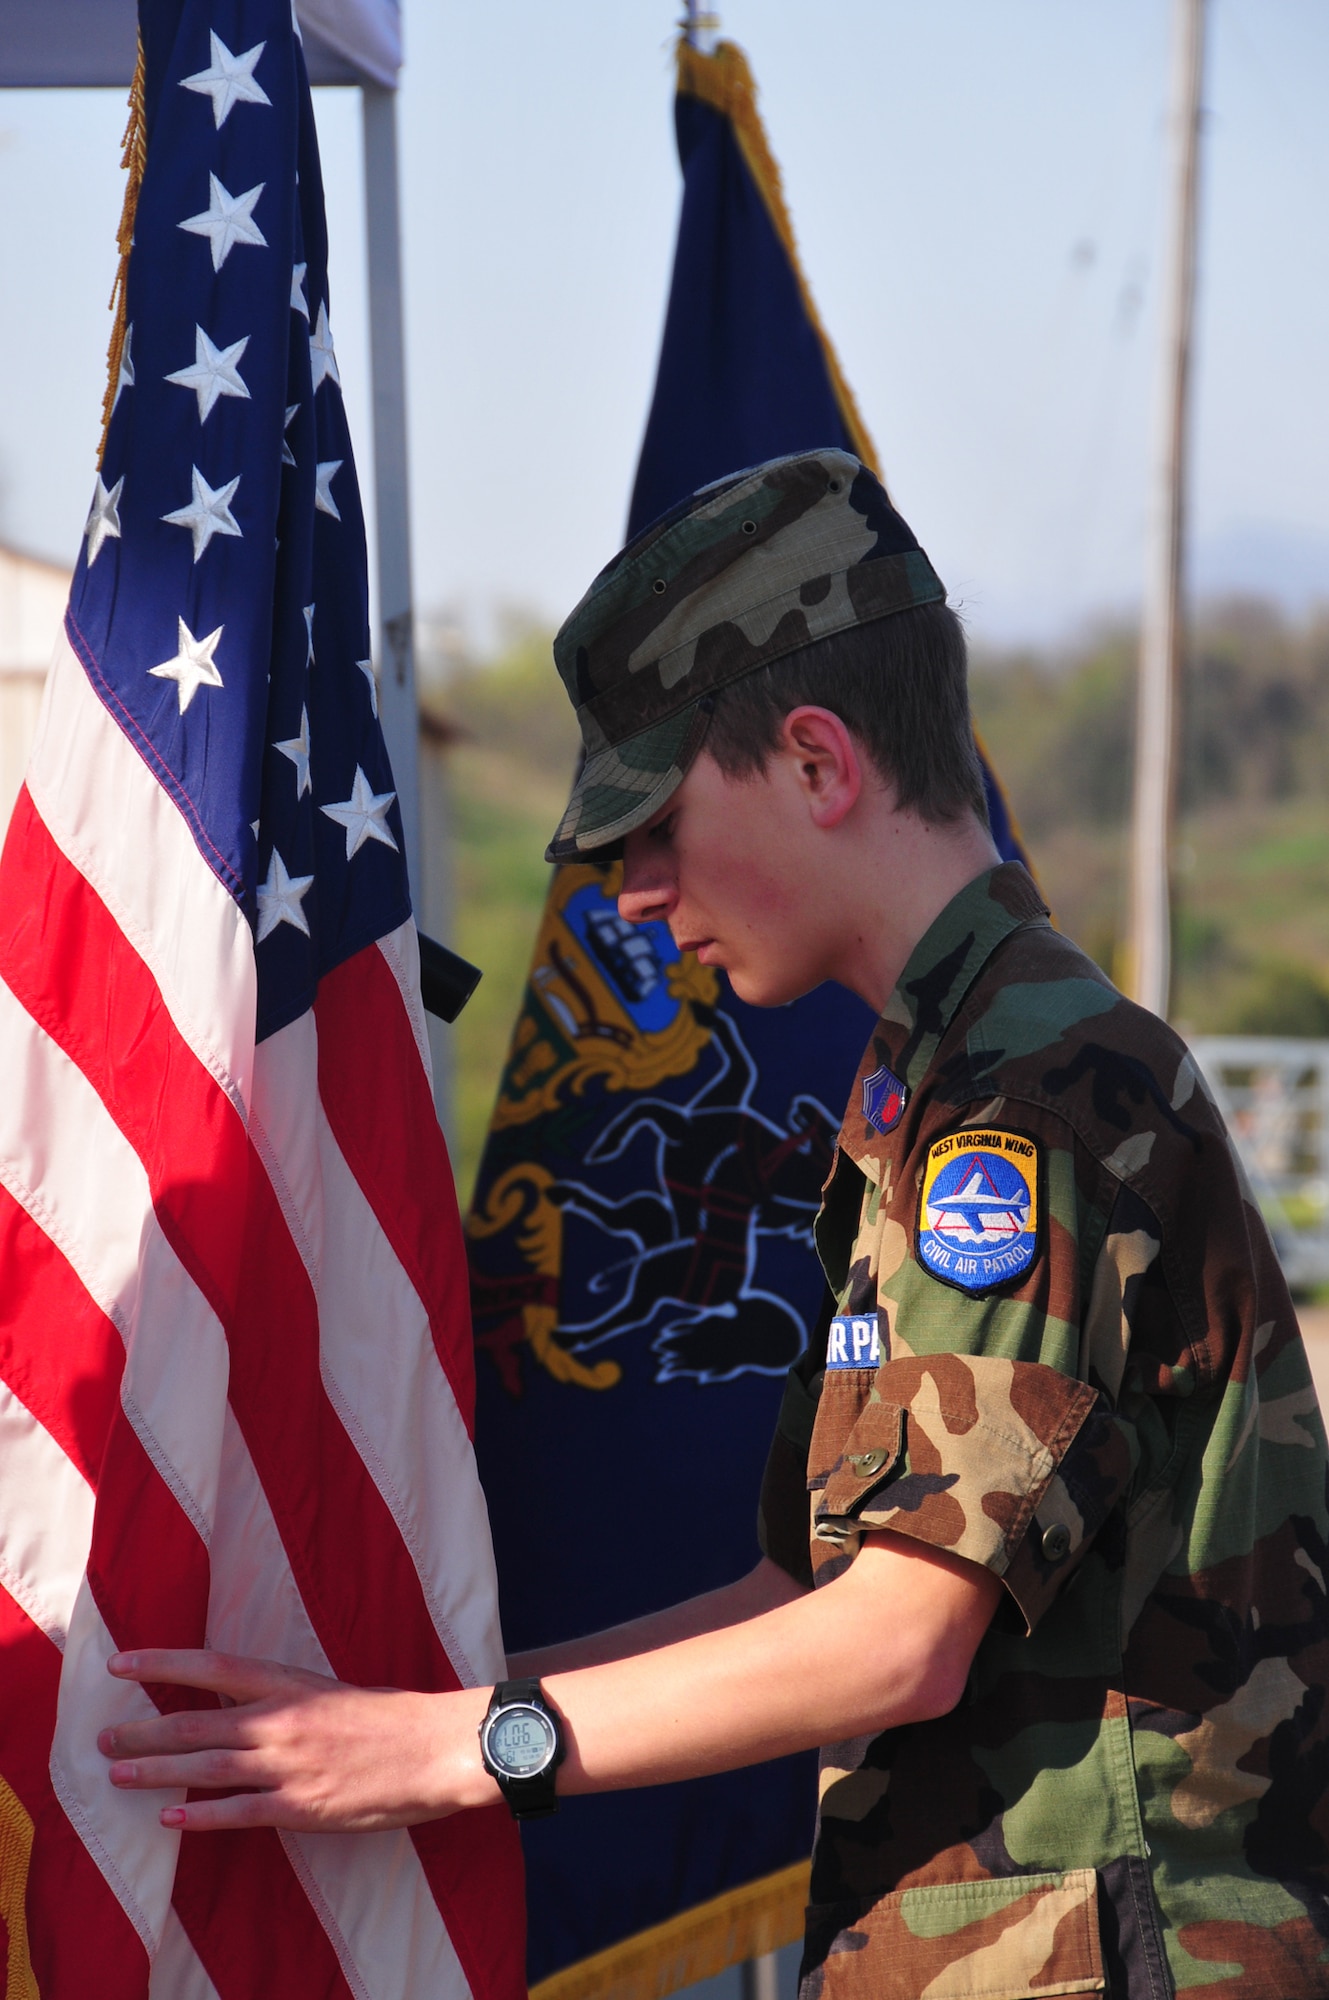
[0,2,524,1993]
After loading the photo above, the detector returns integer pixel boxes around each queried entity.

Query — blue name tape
[825,1313,880,1369]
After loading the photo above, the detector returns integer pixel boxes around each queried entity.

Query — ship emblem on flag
[918,1129,1040,1292]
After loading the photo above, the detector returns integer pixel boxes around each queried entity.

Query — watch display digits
[479,1678,566,1819]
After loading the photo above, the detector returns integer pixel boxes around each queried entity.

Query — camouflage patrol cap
[546,447,946,861]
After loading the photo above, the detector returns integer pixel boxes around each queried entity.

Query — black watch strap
[482,1678,566,1821]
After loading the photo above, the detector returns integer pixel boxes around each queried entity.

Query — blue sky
[1,0,1326,647]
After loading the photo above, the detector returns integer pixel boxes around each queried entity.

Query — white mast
[1126,0,1208,1017]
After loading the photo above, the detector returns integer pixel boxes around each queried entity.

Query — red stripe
[0,1587,149,2000]
[3,805,524,1991]
[229,1141,464,1686]
[316,946,477,1433]
[0,1184,122,1487]
[171,1833,356,2000]
[82,1424,355,1996]
[411,1811,528,2000]
[0,800,462,1693]
[1,787,251,1319]
[0,1173,348,1999]
[86,1412,211,1681]
[316,955,527,1990]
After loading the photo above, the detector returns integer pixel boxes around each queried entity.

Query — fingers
[107,1745,268,1796]
[99,1699,255,1761]
[157,1794,277,1834]
[108,1649,328,1703]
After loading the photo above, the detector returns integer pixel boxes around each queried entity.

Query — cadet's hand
[100,1650,495,1833]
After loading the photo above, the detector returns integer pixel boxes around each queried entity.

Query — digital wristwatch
[478,1678,566,1819]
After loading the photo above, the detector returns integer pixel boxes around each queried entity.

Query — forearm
[450,1533,1000,1807]
[508,1555,806,1676]
[102,1532,1001,1833]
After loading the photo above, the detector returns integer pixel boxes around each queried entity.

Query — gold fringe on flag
[530,1858,809,2000]
[0,1773,40,1999]
[677,37,879,481]
[99,35,147,467]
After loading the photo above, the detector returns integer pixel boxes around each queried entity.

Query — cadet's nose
[618,835,676,928]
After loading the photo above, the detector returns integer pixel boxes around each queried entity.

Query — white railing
[1188,1036,1329,1289]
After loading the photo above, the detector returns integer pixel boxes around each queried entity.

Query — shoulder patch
[826,1313,880,1369]
[917,1127,1040,1294]
[861,1063,907,1137]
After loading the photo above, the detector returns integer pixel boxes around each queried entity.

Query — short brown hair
[702,599,989,826]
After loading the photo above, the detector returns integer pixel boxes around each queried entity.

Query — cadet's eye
[648,812,676,844]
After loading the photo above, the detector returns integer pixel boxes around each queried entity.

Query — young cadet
[105,451,1329,1999]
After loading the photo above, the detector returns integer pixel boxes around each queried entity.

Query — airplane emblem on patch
[917,1128,1040,1294]
[861,1063,907,1137]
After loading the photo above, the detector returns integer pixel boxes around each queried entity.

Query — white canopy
[0,0,401,90]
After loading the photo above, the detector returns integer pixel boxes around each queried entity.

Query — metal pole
[1126,0,1206,1018]
[740,1952,780,2000]
[682,2,720,55]
[360,83,420,891]
[361,82,454,1132]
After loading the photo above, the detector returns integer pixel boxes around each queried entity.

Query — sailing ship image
[918,1130,1040,1291]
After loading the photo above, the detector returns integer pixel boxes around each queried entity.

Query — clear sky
[1,0,1326,648]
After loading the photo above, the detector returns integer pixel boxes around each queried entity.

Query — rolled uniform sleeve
[757,1290,835,1592]
[806,1100,1137,1634]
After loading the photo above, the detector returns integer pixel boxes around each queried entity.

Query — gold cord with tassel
[98,36,147,466]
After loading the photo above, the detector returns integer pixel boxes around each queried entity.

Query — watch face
[486,1703,557,1779]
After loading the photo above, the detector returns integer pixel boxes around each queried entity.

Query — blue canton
[68,0,409,1044]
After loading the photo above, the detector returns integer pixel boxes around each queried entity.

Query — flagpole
[681,29,780,1994]
[682,24,775,1970]
[681,1,719,54]
[1126,0,1207,1018]
[361,81,453,1130]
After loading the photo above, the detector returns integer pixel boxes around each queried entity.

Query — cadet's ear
[780,707,863,830]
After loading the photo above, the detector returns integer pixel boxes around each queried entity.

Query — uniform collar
[838,861,1048,1176]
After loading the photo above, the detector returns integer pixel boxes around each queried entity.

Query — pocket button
[849,1449,888,1478]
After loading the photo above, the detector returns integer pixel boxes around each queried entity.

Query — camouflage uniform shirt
[758,862,1329,2000]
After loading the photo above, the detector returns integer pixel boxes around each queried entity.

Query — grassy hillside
[430,601,1329,1202]
[421,623,580,1200]
[970,600,1329,1034]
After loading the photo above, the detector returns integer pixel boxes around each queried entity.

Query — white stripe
[0,1409,195,1969]
[0,999,469,1996]
[149,1910,225,2000]
[52,1579,184,1957]
[0,1381,93,1650]
[0,973,229,1540]
[281,1824,472,2000]
[377,919,434,1086]
[250,1018,505,1685]
[0,980,226,1955]
[208,1406,473,2000]
[24,629,256,1118]
[315,1109,503,1683]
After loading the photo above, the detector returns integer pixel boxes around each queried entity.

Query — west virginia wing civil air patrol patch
[861,1063,907,1137]
[916,1128,1040,1294]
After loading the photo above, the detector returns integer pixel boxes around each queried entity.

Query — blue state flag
[467,35,1032,1997]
